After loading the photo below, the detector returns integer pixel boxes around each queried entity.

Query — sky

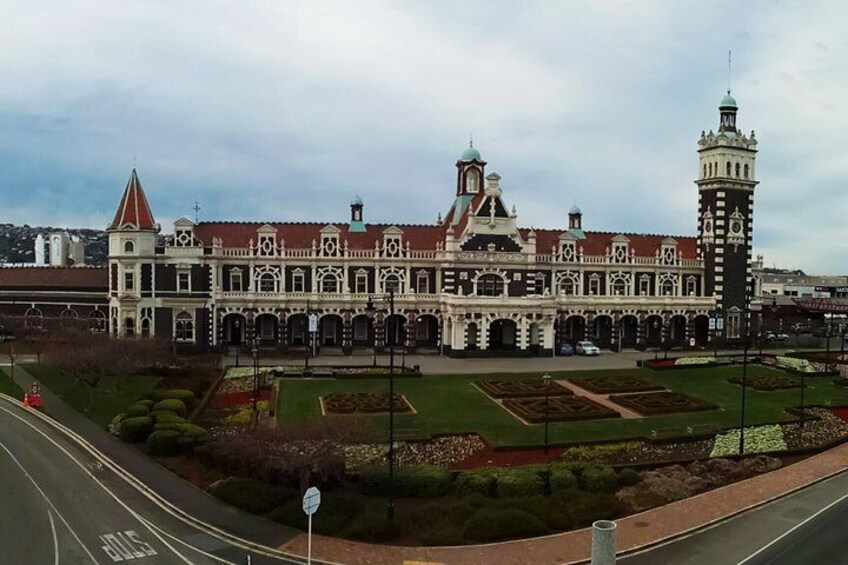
[1,1,846,273]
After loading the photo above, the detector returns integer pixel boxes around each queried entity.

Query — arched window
[124,240,135,253]
[477,274,504,296]
[60,308,78,328]
[384,274,402,294]
[612,279,628,296]
[258,272,277,293]
[726,162,731,176]
[321,274,339,293]
[735,162,741,177]
[559,278,576,296]
[89,310,107,332]
[141,317,151,336]
[703,164,707,178]
[24,307,43,328]
[744,164,749,179]
[466,169,479,193]
[175,312,194,342]
[661,280,676,296]
[708,162,712,177]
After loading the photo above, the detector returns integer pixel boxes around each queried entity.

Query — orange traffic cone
[22,394,30,407]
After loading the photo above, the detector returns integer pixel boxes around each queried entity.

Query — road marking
[0,440,101,564]
[736,487,848,564]
[99,530,158,561]
[48,509,59,565]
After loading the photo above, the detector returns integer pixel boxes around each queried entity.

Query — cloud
[0,0,845,272]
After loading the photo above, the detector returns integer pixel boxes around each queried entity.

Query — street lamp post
[366,288,397,521]
[234,319,241,367]
[714,304,722,359]
[542,374,552,454]
[739,283,753,455]
[251,344,259,426]
[304,299,311,372]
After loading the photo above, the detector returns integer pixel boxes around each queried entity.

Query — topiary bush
[358,464,451,497]
[548,489,622,529]
[549,465,578,493]
[455,468,497,497]
[137,399,155,409]
[152,411,185,424]
[152,398,187,417]
[583,466,618,494]
[146,430,182,457]
[119,416,154,443]
[496,467,545,498]
[209,477,294,515]
[149,389,198,411]
[463,508,548,542]
[618,468,640,487]
[126,403,150,417]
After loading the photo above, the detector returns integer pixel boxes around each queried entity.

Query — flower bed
[642,356,729,370]
[560,439,714,466]
[608,391,718,416]
[215,390,272,409]
[502,396,620,423]
[710,424,787,457]
[477,379,573,399]
[569,376,664,394]
[322,392,413,415]
[728,373,803,391]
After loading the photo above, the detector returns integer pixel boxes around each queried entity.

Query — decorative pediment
[320,224,341,235]
[661,237,678,246]
[611,234,630,244]
[382,225,404,236]
[558,231,578,242]
[173,217,195,228]
[257,224,278,234]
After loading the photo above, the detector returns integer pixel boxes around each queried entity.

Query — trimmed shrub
[146,430,181,457]
[463,508,548,542]
[496,468,545,498]
[270,491,363,535]
[358,464,451,497]
[455,468,497,497]
[152,411,185,424]
[357,465,390,496]
[137,399,155,409]
[618,468,640,487]
[149,389,198,410]
[209,477,293,515]
[583,466,618,494]
[549,489,622,529]
[549,466,578,493]
[126,403,150,417]
[346,512,401,542]
[119,416,154,443]
[422,523,465,546]
[152,398,187,417]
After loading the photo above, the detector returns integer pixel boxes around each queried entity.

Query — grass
[0,368,24,398]
[277,365,848,447]
[23,364,160,428]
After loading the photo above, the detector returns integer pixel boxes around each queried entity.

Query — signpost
[302,486,321,565]
[308,313,319,360]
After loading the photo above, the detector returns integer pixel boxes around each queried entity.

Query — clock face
[731,220,742,234]
[704,220,713,234]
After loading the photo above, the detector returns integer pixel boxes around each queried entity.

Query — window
[229,269,242,292]
[588,276,601,295]
[89,310,107,332]
[744,164,749,179]
[477,274,504,297]
[123,240,135,254]
[24,308,43,329]
[321,275,339,293]
[735,162,740,177]
[703,164,707,178]
[259,273,276,293]
[354,316,369,341]
[727,311,741,339]
[292,270,305,293]
[686,277,697,296]
[174,312,194,342]
[558,278,576,296]
[726,162,731,176]
[177,271,190,293]
[355,271,368,294]
[661,280,676,296]
[466,169,480,193]
[384,274,402,294]
[639,276,651,296]
[124,271,135,291]
[125,318,135,336]
[612,279,627,296]
[416,272,429,294]
[708,162,713,177]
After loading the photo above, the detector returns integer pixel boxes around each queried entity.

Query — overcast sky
[1,1,845,272]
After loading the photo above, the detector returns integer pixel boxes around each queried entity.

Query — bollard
[591,520,617,565]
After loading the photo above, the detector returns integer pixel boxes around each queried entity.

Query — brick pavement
[280,442,848,565]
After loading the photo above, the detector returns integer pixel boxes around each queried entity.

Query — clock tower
[696,91,759,339]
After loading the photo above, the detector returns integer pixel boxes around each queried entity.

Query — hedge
[358,465,452,498]
[270,491,363,535]
[126,403,150,417]
[549,489,622,529]
[119,416,154,443]
[146,430,182,457]
[618,468,640,487]
[345,511,401,542]
[463,508,548,542]
[152,398,187,417]
[496,468,545,498]
[454,468,497,497]
[548,466,578,493]
[149,389,198,410]
[137,399,155,409]
[152,412,186,424]
[209,477,294,515]
[582,466,618,494]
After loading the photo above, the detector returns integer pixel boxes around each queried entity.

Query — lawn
[23,365,160,428]
[277,365,848,447]
[0,368,24,398]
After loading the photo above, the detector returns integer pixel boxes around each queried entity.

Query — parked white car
[576,340,600,356]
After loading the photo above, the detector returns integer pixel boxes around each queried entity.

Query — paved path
[560,379,642,419]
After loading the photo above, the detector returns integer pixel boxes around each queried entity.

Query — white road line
[0,405,204,565]
[48,509,60,565]
[0,440,101,564]
[736,488,848,564]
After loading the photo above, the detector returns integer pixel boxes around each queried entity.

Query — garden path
[560,379,642,419]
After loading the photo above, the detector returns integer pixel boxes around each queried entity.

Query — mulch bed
[728,374,804,391]
[569,375,665,394]
[502,396,620,423]
[609,391,718,416]
[214,389,272,409]
[476,379,574,398]
[322,392,413,414]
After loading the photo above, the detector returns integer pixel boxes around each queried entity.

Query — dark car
[558,343,575,356]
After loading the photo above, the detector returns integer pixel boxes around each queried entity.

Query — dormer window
[381,226,405,258]
[559,241,576,262]
[660,238,678,266]
[610,236,630,263]
[319,225,342,257]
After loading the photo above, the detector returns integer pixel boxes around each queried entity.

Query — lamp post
[366,288,397,521]
[304,299,311,372]
[714,304,722,359]
[739,283,753,455]
[543,374,552,454]
[653,319,660,362]
[234,319,241,367]
[251,344,259,425]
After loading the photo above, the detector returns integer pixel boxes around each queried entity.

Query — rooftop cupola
[719,90,738,133]
[349,195,366,233]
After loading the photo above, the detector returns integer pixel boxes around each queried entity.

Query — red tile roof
[0,267,108,289]
[109,169,156,230]
[529,229,699,259]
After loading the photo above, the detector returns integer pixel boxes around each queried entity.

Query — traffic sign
[709,319,716,331]
[302,486,321,516]
[716,319,724,330]
[308,314,319,333]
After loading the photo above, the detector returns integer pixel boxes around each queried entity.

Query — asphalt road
[620,469,848,565]
[0,401,306,565]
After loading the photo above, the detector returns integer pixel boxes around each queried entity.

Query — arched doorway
[386,314,406,347]
[124,317,135,337]
[255,313,279,345]
[620,315,638,348]
[564,315,586,343]
[415,315,439,348]
[694,315,710,346]
[352,314,373,347]
[223,313,246,345]
[466,322,479,350]
[489,319,517,351]
[646,315,663,347]
[320,314,343,346]
[670,315,688,345]
[529,322,541,355]
[287,313,308,346]
[592,315,612,347]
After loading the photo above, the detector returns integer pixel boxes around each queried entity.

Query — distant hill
[0,224,108,266]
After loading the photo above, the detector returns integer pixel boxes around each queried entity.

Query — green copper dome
[460,143,482,162]
[720,91,737,108]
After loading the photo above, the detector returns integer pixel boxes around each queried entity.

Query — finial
[193,200,201,223]
[132,155,137,170]
[727,49,732,94]
[469,132,473,148]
